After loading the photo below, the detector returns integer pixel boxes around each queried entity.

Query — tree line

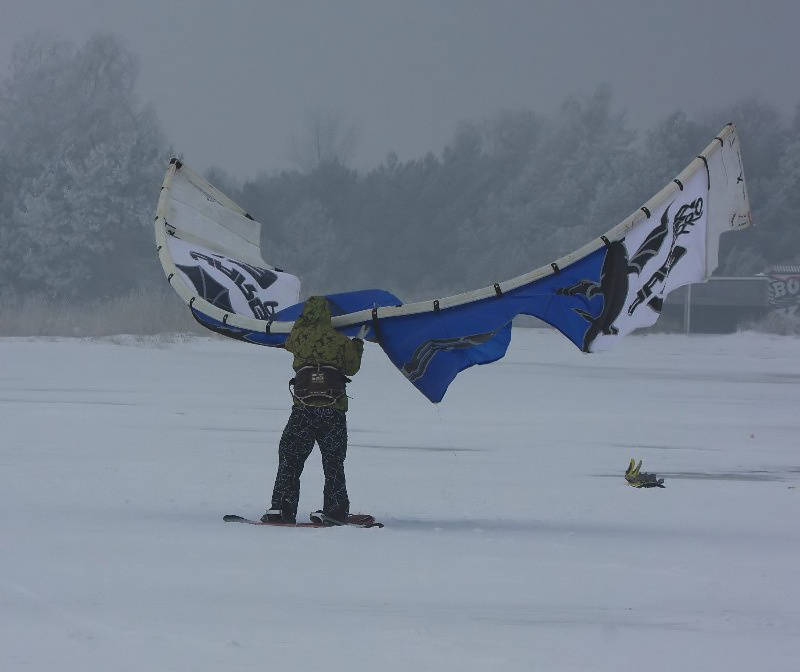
[1,33,798,311]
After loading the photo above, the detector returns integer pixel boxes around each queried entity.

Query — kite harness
[290,365,351,406]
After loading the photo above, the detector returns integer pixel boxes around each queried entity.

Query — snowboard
[223,513,383,528]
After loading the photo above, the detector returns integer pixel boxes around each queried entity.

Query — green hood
[296,296,332,328]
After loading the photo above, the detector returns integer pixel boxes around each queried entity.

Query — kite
[155,123,752,402]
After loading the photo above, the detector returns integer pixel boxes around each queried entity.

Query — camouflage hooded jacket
[284,296,364,411]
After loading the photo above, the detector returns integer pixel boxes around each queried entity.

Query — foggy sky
[3,0,800,179]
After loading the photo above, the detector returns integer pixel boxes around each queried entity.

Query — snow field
[1,329,798,671]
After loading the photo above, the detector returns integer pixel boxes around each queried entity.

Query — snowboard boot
[311,509,348,526]
[261,508,295,524]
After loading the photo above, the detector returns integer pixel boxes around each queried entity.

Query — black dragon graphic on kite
[558,197,704,351]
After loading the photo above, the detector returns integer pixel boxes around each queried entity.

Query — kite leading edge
[154,124,752,402]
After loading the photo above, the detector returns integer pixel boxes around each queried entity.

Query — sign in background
[767,265,800,316]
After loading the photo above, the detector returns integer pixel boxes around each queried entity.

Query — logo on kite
[556,196,704,351]
[401,331,497,381]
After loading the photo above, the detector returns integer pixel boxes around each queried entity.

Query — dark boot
[311,508,348,526]
[260,508,295,524]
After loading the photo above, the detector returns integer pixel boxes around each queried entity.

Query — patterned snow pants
[270,405,349,522]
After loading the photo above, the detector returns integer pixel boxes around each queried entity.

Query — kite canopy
[155,124,752,402]
[155,160,302,324]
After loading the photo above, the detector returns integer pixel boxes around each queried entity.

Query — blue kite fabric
[156,124,752,403]
[371,251,607,402]
[187,246,615,402]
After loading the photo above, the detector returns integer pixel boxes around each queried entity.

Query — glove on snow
[625,458,665,488]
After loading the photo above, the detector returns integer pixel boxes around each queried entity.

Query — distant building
[662,276,770,333]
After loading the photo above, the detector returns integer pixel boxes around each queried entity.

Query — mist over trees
[0,32,799,324]
[0,33,170,302]
[238,87,800,299]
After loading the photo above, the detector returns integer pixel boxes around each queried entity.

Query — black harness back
[289,365,351,406]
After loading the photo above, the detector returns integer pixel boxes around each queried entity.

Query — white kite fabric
[155,124,752,402]
[588,125,751,351]
[589,164,711,350]
[155,160,301,323]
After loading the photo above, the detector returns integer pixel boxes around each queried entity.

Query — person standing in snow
[262,296,365,525]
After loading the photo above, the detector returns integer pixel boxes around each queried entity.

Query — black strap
[371,307,383,345]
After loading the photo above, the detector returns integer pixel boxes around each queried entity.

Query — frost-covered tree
[641,111,714,188]
[275,199,338,295]
[228,89,800,297]
[0,33,170,299]
[465,86,641,285]
[707,99,793,274]
[740,104,800,268]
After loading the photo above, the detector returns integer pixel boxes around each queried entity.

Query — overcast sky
[3,0,799,179]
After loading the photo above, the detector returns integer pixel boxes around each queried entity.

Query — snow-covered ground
[1,328,798,671]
